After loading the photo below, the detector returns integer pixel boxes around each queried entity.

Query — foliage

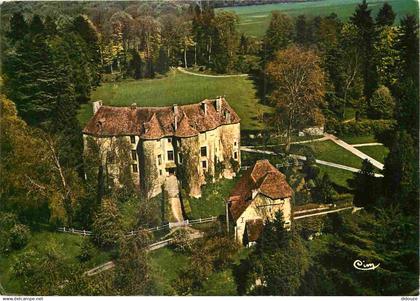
[369,85,395,119]
[312,173,336,204]
[352,159,380,208]
[92,198,124,249]
[327,118,395,137]
[266,45,325,150]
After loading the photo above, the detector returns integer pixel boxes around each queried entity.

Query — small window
[241,217,244,223]
[168,138,172,143]
[107,152,115,164]
[234,141,237,146]
[132,164,138,173]
[234,151,238,159]
[131,150,137,160]
[130,136,136,144]
[159,170,163,176]
[201,146,207,157]
[167,150,174,161]
[158,154,162,165]
[178,153,183,163]
[202,160,207,169]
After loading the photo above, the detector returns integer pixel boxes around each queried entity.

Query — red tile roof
[229,160,293,221]
[83,98,240,139]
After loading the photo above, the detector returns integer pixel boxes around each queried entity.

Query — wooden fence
[58,216,218,237]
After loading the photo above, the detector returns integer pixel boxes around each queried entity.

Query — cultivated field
[218,0,418,37]
[79,69,272,131]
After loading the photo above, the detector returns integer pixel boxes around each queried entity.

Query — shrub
[369,85,395,119]
[326,119,395,137]
[9,224,31,250]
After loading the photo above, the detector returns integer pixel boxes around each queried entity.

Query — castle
[82,98,241,198]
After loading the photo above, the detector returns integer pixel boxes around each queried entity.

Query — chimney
[173,104,178,130]
[92,100,103,115]
[202,101,207,115]
[131,102,137,110]
[216,97,222,112]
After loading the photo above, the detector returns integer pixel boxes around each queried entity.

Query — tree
[376,2,396,26]
[313,173,335,204]
[295,15,308,46]
[374,25,399,88]
[353,159,378,208]
[350,0,377,99]
[383,131,417,209]
[266,46,325,151]
[113,230,156,295]
[7,12,28,43]
[396,15,419,85]
[257,211,290,254]
[212,11,239,73]
[263,11,294,60]
[370,85,395,119]
[92,198,124,249]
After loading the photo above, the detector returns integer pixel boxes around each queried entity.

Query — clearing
[78,69,272,131]
[218,0,418,37]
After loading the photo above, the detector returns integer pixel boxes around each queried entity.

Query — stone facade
[228,160,293,246]
[83,98,241,198]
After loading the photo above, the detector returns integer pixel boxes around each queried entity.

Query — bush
[9,224,31,250]
[326,119,395,137]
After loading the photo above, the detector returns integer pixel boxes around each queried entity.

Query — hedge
[326,119,396,137]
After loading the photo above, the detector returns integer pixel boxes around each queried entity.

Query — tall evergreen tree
[397,15,419,84]
[7,12,28,43]
[350,0,377,100]
[376,2,396,26]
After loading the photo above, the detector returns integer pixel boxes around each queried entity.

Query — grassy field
[339,134,377,144]
[355,145,389,163]
[290,140,364,169]
[318,164,355,189]
[218,0,418,37]
[79,69,273,131]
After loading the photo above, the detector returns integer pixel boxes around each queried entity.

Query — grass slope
[290,140,364,169]
[79,69,272,131]
[218,0,418,37]
[355,145,389,164]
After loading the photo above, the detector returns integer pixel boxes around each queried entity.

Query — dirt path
[165,175,184,222]
[177,67,248,78]
[324,133,384,170]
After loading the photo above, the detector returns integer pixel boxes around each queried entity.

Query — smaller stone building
[228,160,293,246]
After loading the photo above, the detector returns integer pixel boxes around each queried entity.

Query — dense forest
[0,0,418,296]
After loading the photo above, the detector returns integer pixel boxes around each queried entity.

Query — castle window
[167,150,174,161]
[159,170,162,176]
[234,151,238,160]
[132,164,138,173]
[234,141,237,146]
[130,136,136,144]
[106,152,115,164]
[178,153,183,163]
[168,138,172,143]
[202,160,207,169]
[158,154,162,165]
[131,150,137,161]
[201,146,207,157]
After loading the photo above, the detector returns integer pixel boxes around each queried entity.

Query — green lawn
[339,134,377,144]
[290,140,364,169]
[318,164,355,189]
[0,231,111,295]
[187,177,240,220]
[356,145,389,164]
[218,0,418,37]
[79,69,272,131]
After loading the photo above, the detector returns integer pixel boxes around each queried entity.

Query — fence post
[72,228,74,233]
[83,230,86,236]
[63,226,65,232]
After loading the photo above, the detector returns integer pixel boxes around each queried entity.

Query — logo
[353,259,380,271]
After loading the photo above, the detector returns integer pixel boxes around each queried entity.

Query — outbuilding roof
[83,98,240,139]
[229,160,293,221]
